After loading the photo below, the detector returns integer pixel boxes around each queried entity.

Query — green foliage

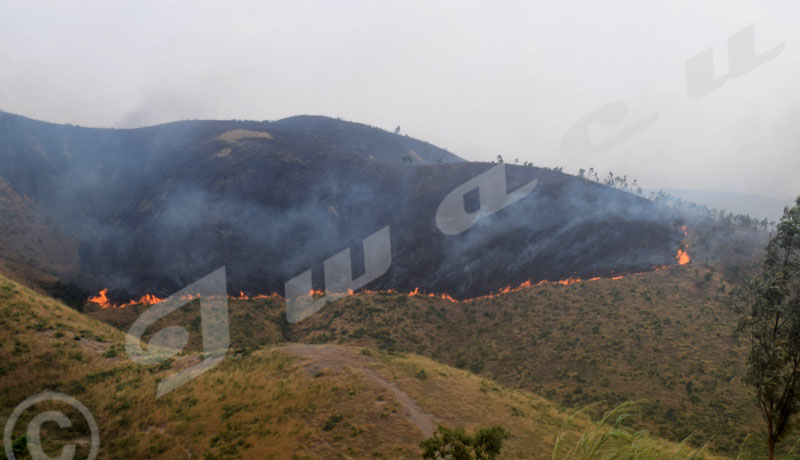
[737,197,800,458]
[0,435,29,460]
[420,425,510,460]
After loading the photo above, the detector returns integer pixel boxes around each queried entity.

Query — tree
[496,155,503,163]
[737,196,800,459]
[584,167,599,182]
[632,179,643,196]
[395,125,401,134]
[420,425,510,460]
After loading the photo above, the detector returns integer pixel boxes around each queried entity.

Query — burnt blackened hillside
[0,111,682,301]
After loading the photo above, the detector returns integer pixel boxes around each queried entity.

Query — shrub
[323,414,344,431]
[0,435,28,460]
[420,425,510,460]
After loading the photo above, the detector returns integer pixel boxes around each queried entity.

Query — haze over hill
[650,189,794,223]
[0,111,687,305]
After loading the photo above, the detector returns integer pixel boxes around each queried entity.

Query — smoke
[0,0,798,199]
[419,166,681,295]
[0,112,696,301]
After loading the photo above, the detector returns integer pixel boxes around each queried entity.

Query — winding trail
[274,344,436,437]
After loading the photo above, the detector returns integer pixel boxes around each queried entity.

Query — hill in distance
[650,188,794,222]
[0,110,686,307]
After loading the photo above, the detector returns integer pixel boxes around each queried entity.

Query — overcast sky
[0,0,797,200]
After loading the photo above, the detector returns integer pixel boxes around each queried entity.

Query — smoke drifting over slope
[0,111,684,302]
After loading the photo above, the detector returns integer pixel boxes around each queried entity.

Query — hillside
[0,111,685,306]
[1,110,782,458]
[0,274,713,459]
[83,251,778,456]
[291,264,756,452]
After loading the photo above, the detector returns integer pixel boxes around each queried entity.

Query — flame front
[88,289,163,309]
[89,227,693,308]
[88,289,112,309]
[89,289,282,308]
[231,291,281,301]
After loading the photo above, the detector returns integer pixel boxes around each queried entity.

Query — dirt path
[275,344,436,438]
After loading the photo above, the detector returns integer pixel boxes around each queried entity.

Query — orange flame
[230,291,281,301]
[89,227,694,308]
[88,289,163,309]
[676,225,690,265]
[88,289,112,309]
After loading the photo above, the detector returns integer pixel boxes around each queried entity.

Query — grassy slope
[289,264,760,455]
[84,263,768,455]
[0,274,714,459]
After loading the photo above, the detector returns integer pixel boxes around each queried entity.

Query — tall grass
[552,401,706,460]
[732,434,800,460]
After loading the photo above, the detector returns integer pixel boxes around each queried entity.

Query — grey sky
[0,0,797,200]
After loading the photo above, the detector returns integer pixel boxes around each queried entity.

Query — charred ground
[0,111,684,304]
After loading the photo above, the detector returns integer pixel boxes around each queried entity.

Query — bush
[0,435,28,460]
[323,414,344,431]
[420,425,510,460]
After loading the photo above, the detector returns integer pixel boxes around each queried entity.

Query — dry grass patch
[216,129,273,143]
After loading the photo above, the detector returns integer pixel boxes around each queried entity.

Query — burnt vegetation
[0,110,686,303]
[2,111,797,458]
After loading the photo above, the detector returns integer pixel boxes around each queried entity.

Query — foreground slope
[1,274,714,459]
[291,264,757,454]
[86,258,770,455]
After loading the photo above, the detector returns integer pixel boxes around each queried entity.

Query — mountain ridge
[0,112,684,308]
